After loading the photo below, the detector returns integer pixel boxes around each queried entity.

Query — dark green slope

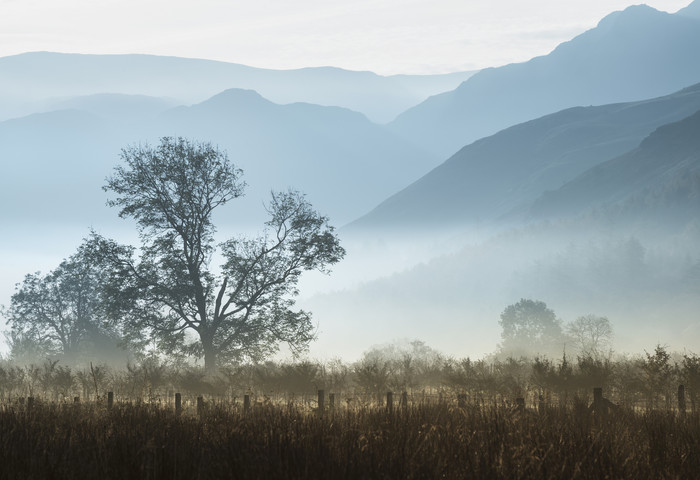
[529,108,700,223]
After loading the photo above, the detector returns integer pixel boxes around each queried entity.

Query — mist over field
[1,1,700,369]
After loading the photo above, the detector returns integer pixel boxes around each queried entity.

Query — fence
[3,384,692,419]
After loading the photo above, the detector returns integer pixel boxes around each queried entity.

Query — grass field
[1,397,698,479]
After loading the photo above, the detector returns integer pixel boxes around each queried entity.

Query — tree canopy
[3,241,123,364]
[498,298,565,357]
[95,137,345,372]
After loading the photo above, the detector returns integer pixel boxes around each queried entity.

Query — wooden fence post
[244,394,251,414]
[329,393,335,411]
[74,396,80,404]
[197,396,204,418]
[386,391,394,414]
[538,394,545,414]
[175,393,182,415]
[592,387,603,414]
[457,393,467,409]
[107,392,114,410]
[593,387,603,405]
[317,389,324,415]
[401,391,408,410]
[678,385,686,414]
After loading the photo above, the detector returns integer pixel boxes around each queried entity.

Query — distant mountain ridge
[0,52,475,123]
[348,82,700,231]
[389,2,700,158]
[0,88,437,228]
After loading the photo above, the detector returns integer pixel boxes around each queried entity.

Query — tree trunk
[202,337,218,375]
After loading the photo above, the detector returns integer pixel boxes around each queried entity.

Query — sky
[0,0,692,75]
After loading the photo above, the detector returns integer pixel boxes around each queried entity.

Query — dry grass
[0,399,698,479]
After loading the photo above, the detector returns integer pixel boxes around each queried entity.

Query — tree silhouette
[95,137,345,372]
[3,241,122,363]
[499,298,564,356]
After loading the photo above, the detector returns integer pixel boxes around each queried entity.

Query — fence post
[458,393,467,409]
[74,396,80,404]
[386,391,394,414]
[593,387,603,409]
[538,394,545,414]
[197,396,204,418]
[244,394,251,414]
[175,393,182,415]
[401,391,408,411]
[27,397,34,412]
[317,389,325,415]
[107,392,114,410]
[678,385,686,415]
[515,397,525,413]
[329,393,335,411]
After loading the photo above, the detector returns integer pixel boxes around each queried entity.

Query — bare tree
[565,314,613,359]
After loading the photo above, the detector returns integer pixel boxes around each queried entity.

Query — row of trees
[2,137,345,372]
[498,298,614,359]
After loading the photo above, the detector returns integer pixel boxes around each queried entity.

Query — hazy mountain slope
[307,109,700,357]
[154,88,437,224]
[348,83,700,231]
[0,109,126,225]
[389,3,700,158]
[0,89,437,231]
[305,220,700,359]
[0,52,475,123]
[530,108,700,223]
[677,0,700,18]
[45,94,179,122]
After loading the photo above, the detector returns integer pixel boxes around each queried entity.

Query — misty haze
[1,1,700,478]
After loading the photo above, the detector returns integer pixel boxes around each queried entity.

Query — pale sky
[0,0,692,75]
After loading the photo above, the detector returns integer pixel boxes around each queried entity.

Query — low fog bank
[3,214,697,364]
[301,217,700,361]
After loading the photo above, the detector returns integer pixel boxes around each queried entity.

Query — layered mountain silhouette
[154,89,438,223]
[349,83,700,231]
[0,52,474,123]
[0,89,437,228]
[389,2,700,158]
[530,108,700,224]
[308,101,700,359]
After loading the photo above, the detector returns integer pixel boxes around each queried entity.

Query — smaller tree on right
[498,298,565,357]
[565,314,613,360]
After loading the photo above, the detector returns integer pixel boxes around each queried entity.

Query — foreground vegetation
[0,344,698,479]
[1,397,698,479]
[1,342,698,412]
